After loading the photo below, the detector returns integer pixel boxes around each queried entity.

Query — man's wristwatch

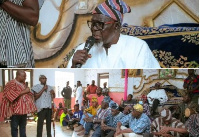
[0,0,6,5]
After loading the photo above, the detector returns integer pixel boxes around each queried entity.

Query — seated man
[75,97,101,135]
[120,94,137,110]
[81,100,88,112]
[83,100,111,137]
[67,0,160,68]
[62,109,74,129]
[185,113,199,137]
[147,82,168,115]
[55,102,64,121]
[101,103,125,137]
[122,105,133,128]
[60,108,68,126]
[71,104,83,127]
[151,108,188,137]
[103,96,115,108]
[115,104,151,137]
[174,94,198,123]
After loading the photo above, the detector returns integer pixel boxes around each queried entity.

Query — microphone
[76,36,95,68]
[44,84,47,92]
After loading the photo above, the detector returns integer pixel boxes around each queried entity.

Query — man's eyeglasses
[87,20,116,30]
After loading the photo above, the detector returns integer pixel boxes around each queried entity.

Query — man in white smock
[75,81,83,110]
[67,0,160,69]
[147,82,168,115]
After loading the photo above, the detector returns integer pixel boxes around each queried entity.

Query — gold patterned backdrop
[31,0,199,68]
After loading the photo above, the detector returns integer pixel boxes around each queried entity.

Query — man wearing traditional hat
[101,102,125,137]
[115,104,151,137]
[150,108,188,137]
[67,0,160,68]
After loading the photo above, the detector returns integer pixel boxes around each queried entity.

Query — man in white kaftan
[75,81,83,110]
[147,82,168,115]
[147,89,168,106]
[67,34,160,68]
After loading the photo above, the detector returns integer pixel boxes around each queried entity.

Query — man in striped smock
[0,70,37,137]
[115,104,151,137]
[151,108,188,137]
[0,0,39,68]
[101,102,125,137]
[31,75,55,137]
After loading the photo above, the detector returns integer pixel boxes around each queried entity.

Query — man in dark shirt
[120,94,137,110]
[61,81,72,109]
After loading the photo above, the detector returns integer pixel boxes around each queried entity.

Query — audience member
[88,87,104,106]
[103,96,115,108]
[183,69,199,104]
[83,100,111,137]
[150,108,188,137]
[147,82,168,115]
[75,97,101,135]
[81,100,88,112]
[120,94,137,110]
[102,82,109,96]
[115,104,151,137]
[61,81,72,109]
[55,102,64,121]
[175,94,198,123]
[87,80,98,94]
[101,103,124,137]
[63,109,74,129]
[185,113,199,137]
[60,108,68,126]
[75,81,83,109]
[140,95,151,118]
[72,104,83,127]
[121,105,132,128]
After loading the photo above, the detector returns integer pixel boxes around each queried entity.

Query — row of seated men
[56,94,198,137]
